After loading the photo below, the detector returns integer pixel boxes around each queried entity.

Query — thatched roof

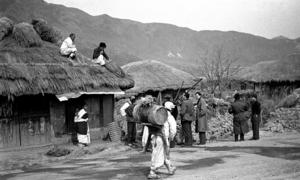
[239,53,300,82]
[122,60,195,95]
[0,17,134,97]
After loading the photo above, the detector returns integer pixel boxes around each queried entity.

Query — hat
[164,101,175,110]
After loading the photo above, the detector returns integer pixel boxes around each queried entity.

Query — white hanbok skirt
[77,125,90,144]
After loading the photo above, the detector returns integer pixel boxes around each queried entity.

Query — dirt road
[1,131,300,180]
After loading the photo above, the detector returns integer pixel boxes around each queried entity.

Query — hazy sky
[45,0,300,39]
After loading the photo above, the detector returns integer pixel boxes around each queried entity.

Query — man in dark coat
[229,93,250,141]
[250,94,261,140]
[180,93,194,146]
[195,92,208,145]
[92,42,109,60]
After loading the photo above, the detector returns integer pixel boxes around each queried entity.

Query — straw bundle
[0,17,14,41]
[32,19,62,45]
[104,60,126,78]
[277,93,299,108]
[12,22,42,47]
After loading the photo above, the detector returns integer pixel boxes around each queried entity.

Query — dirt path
[1,131,300,180]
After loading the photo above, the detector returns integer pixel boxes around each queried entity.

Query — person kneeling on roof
[92,42,109,65]
[60,33,77,59]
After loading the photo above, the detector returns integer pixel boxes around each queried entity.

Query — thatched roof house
[238,52,300,97]
[0,26,133,97]
[121,60,195,99]
[0,17,134,149]
[240,55,300,82]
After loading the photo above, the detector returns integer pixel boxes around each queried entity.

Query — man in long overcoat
[180,93,194,146]
[195,92,208,145]
[229,93,250,141]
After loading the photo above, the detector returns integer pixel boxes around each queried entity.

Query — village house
[0,18,134,150]
[240,50,300,99]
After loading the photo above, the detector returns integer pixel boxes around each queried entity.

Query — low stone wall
[265,107,300,132]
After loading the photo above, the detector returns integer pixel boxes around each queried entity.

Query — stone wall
[265,107,300,132]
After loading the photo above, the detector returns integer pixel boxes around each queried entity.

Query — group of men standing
[120,91,262,150]
[229,93,261,141]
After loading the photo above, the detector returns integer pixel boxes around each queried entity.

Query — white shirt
[93,54,106,65]
[164,111,177,140]
[74,109,88,122]
[120,102,130,116]
[60,37,76,50]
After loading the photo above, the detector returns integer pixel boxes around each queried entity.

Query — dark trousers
[252,114,260,139]
[127,122,136,143]
[234,133,244,141]
[199,132,206,145]
[181,121,193,146]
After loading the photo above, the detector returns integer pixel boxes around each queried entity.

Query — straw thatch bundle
[133,96,168,125]
[12,22,42,47]
[0,17,14,41]
[31,19,62,45]
[104,60,126,78]
[277,91,300,108]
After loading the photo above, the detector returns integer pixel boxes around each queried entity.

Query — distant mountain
[1,0,299,76]
[272,35,290,40]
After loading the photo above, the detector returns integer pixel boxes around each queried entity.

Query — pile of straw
[0,17,14,40]
[12,22,42,47]
[32,19,62,45]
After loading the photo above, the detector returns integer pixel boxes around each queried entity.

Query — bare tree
[200,45,242,95]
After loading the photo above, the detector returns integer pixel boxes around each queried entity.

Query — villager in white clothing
[148,102,177,179]
[60,33,77,59]
[74,103,90,147]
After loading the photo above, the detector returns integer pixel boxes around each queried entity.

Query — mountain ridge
[1,0,299,76]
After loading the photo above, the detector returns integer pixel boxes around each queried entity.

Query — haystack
[12,22,42,47]
[0,17,14,40]
[122,60,195,96]
[0,18,134,97]
[31,19,62,45]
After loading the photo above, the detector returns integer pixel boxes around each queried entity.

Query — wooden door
[102,95,114,126]
[19,115,51,147]
[0,118,20,149]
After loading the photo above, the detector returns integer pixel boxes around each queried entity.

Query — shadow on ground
[0,152,239,180]
[205,146,300,160]
[178,155,238,170]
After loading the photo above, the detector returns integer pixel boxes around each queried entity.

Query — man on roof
[60,33,77,59]
[92,42,109,65]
